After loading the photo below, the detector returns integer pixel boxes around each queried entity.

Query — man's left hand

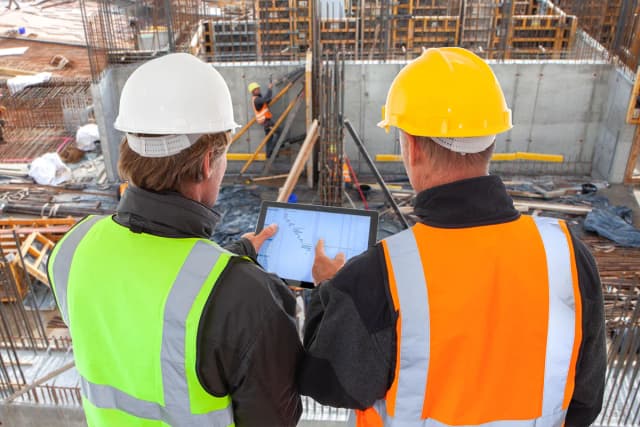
[242,223,278,253]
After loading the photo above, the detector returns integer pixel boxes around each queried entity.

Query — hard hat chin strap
[127,133,203,158]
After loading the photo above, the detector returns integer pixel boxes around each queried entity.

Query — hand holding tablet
[255,201,378,287]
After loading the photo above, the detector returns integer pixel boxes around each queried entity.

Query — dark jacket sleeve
[224,237,257,260]
[253,88,273,110]
[565,233,606,426]
[298,245,396,409]
[197,259,303,426]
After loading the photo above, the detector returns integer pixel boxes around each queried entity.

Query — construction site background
[1,0,640,426]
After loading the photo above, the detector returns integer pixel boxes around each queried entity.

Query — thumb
[262,223,278,238]
[335,252,346,264]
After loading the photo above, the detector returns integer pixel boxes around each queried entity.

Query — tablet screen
[255,201,378,284]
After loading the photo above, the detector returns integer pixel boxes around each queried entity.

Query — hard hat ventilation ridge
[126,133,203,158]
[430,135,496,154]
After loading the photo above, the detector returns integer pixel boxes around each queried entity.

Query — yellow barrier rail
[374,152,564,163]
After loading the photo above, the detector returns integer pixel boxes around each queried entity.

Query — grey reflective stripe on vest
[51,215,103,324]
[54,229,233,426]
[374,220,575,426]
[533,217,576,417]
[369,405,567,427]
[385,229,430,419]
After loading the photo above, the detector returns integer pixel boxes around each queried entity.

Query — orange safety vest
[356,215,582,427]
[252,95,272,125]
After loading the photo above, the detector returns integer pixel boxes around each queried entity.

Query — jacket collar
[114,185,221,239]
[413,175,520,228]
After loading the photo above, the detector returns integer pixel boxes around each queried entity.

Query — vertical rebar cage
[318,52,345,207]
[79,0,202,82]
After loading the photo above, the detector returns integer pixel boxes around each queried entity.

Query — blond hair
[118,132,230,192]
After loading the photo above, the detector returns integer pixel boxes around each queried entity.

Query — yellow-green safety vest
[48,215,235,427]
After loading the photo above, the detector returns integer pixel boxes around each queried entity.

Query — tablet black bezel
[255,201,379,286]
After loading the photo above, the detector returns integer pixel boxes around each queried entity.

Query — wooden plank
[277,119,319,203]
[512,199,592,215]
[305,49,313,188]
[624,125,640,184]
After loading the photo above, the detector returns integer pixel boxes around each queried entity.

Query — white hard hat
[114,53,238,157]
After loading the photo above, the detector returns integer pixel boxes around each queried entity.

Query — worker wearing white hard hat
[49,53,302,426]
[299,48,605,426]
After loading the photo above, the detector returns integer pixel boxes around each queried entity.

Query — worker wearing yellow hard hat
[248,80,281,158]
[299,47,605,426]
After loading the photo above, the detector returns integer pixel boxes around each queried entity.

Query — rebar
[317,49,345,207]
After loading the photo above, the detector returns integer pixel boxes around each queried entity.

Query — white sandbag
[28,152,72,185]
[75,124,100,151]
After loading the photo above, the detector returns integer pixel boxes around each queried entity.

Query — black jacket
[115,186,303,426]
[298,176,606,426]
[253,88,273,111]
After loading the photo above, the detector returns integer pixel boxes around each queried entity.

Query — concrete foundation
[93,60,636,183]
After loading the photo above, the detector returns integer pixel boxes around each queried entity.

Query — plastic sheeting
[28,152,72,185]
[213,185,265,246]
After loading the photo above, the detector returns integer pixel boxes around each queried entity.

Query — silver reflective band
[126,133,204,158]
[51,215,103,324]
[385,229,430,419]
[370,408,566,427]
[533,217,576,417]
[81,377,234,426]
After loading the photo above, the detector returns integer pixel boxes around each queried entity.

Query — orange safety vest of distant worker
[356,215,582,427]
[252,96,272,125]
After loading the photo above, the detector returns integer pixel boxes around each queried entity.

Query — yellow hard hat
[248,82,260,93]
[377,47,512,138]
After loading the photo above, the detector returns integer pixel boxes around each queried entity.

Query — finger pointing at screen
[312,239,346,285]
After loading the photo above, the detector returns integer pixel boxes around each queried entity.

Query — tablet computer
[255,201,378,285]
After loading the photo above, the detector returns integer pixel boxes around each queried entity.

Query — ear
[403,133,423,167]
[201,150,213,180]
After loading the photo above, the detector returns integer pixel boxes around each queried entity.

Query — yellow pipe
[227,153,266,161]
[375,154,402,162]
[374,152,565,163]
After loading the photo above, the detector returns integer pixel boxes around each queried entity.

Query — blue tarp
[584,205,640,248]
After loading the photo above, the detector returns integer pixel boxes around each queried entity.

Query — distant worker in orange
[248,81,281,158]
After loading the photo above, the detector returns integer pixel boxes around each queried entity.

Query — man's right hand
[268,82,273,89]
[311,239,345,285]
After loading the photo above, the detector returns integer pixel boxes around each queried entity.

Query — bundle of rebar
[317,51,345,207]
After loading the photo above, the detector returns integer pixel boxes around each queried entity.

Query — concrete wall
[592,68,637,183]
[342,62,613,177]
[96,60,634,183]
